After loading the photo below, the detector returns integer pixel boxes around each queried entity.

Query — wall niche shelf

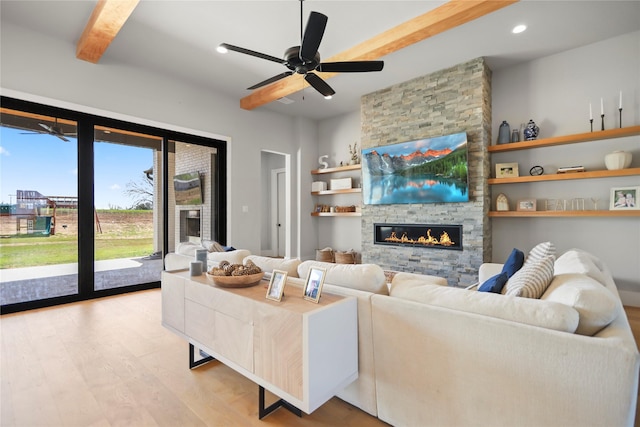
[488,125,640,153]
[311,164,361,174]
[489,125,639,219]
[311,212,361,217]
[310,164,362,217]
[489,168,640,185]
[489,211,640,218]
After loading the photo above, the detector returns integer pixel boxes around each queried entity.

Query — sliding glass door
[0,108,79,305]
[93,127,163,291]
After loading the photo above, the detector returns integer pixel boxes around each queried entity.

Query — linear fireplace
[374,223,462,251]
[179,209,201,243]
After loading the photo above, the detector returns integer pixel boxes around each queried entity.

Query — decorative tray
[206,271,264,288]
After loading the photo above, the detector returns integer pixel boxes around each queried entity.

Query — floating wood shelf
[489,168,640,184]
[488,125,640,153]
[311,164,361,175]
[311,188,362,195]
[310,212,361,217]
[489,210,640,218]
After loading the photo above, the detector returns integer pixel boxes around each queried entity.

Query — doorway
[260,151,289,257]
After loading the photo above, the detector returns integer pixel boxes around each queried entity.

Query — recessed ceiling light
[216,44,228,54]
[512,24,527,34]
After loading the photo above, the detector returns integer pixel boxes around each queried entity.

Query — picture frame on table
[516,199,537,212]
[266,270,288,301]
[303,267,326,303]
[496,162,519,179]
[610,186,639,210]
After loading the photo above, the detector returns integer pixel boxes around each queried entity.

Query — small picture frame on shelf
[496,162,519,179]
[303,267,326,303]
[610,186,639,210]
[266,270,287,302]
[496,193,509,211]
[516,199,537,212]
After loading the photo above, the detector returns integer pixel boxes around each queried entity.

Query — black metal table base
[189,343,215,369]
[258,385,302,419]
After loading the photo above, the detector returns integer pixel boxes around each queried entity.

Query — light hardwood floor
[2,291,639,426]
[0,289,387,427]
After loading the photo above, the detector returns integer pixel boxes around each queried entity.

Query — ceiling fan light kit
[217,1,384,99]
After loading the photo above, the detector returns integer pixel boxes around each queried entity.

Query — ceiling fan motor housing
[284,46,320,74]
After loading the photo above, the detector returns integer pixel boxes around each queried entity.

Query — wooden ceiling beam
[240,0,518,111]
[76,0,140,63]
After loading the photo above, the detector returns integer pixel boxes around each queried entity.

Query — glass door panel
[93,127,163,290]
[0,108,78,305]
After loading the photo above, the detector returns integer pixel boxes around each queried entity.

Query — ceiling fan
[20,118,75,142]
[217,0,384,98]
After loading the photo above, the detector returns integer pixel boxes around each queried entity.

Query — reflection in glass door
[0,108,79,305]
[93,127,163,290]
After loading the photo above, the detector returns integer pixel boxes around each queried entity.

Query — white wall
[491,30,640,302]
[0,20,316,257]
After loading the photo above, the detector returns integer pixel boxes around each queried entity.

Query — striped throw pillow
[503,254,556,298]
[525,241,556,266]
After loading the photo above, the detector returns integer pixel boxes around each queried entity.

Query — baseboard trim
[619,290,640,308]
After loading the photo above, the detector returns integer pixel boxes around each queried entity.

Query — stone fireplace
[360,57,492,286]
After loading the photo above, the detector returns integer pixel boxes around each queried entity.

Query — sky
[0,126,152,209]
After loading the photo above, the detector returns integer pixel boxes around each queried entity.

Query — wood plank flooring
[0,289,387,427]
[2,291,640,426]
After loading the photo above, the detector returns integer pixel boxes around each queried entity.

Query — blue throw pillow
[478,272,509,293]
[502,248,525,278]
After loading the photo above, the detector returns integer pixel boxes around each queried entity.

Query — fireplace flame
[385,229,455,247]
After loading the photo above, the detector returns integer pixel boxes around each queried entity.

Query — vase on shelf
[497,120,511,144]
[523,119,539,141]
[604,150,632,170]
[510,128,520,143]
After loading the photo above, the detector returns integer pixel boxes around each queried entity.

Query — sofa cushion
[243,255,301,278]
[525,241,556,266]
[298,261,388,295]
[503,255,555,298]
[389,272,447,297]
[554,249,609,286]
[541,273,620,336]
[502,248,524,278]
[175,242,200,257]
[398,284,579,333]
[478,272,508,293]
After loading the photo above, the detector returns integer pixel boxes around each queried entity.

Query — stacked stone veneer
[360,57,492,286]
[172,143,217,250]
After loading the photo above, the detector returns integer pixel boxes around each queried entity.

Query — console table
[161,270,358,417]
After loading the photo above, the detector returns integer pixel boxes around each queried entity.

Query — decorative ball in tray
[206,260,263,288]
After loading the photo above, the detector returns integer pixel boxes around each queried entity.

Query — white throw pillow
[243,255,301,278]
[554,249,608,286]
[541,273,620,336]
[201,239,225,252]
[175,242,200,257]
[503,255,555,298]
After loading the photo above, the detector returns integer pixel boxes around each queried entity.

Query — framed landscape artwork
[361,132,469,205]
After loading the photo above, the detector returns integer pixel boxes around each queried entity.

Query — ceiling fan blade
[304,72,335,97]
[56,134,70,142]
[247,71,293,90]
[38,123,54,132]
[219,43,284,64]
[317,60,384,73]
[300,12,327,61]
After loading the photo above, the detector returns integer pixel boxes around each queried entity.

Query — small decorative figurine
[349,142,360,165]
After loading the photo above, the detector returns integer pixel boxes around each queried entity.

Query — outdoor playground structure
[0,190,82,237]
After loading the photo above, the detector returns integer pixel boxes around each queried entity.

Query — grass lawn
[0,235,154,269]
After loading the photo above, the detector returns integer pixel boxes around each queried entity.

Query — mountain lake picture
[362,132,469,205]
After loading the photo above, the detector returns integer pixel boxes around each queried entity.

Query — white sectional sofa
[163,241,250,271]
[163,249,639,426]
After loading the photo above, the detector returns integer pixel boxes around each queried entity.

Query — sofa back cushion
[243,255,301,278]
[298,261,388,295]
[389,272,448,297]
[397,284,579,333]
[541,273,620,336]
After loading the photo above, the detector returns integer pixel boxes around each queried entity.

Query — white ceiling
[2,1,639,121]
